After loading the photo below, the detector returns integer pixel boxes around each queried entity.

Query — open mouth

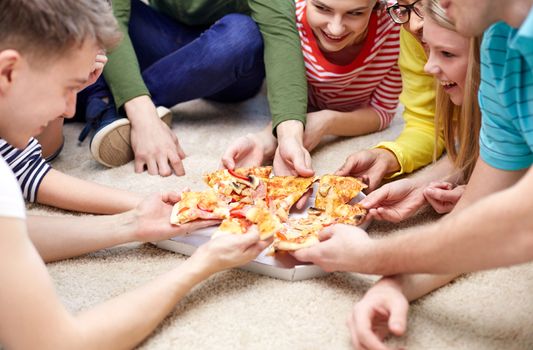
[440,80,457,91]
[320,29,350,43]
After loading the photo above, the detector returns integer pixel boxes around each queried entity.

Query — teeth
[323,31,345,40]
[440,80,457,87]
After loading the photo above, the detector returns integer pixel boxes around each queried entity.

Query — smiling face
[0,40,98,148]
[306,0,376,53]
[423,17,469,106]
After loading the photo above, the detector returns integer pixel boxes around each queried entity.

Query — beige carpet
[29,90,533,349]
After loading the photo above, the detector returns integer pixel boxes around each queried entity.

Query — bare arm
[37,169,141,214]
[27,193,217,262]
[0,217,267,350]
[373,158,530,274]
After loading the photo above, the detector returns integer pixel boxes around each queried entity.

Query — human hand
[336,149,401,192]
[291,224,375,273]
[274,135,314,177]
[303,110,333,151]
[347,278,408,350]
[126,96,186,176]
[221,129,277,170]
[192,227,272,274]
[82,50,108,91]
[360,178,426,223]
[424,182,465,214]
[132,192,219,242]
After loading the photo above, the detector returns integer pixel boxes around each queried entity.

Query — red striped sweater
[296,0,402,129]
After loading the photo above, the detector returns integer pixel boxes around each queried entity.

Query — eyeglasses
[387,0,424,24]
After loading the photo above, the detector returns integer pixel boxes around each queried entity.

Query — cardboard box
[154,191,368,281]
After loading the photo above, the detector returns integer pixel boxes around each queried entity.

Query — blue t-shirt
[478,7,533,170]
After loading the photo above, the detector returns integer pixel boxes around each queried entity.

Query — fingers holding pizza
[291,224,374,273]
[192,227,273,274]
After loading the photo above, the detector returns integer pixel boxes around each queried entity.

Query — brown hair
[425,0,481,182]
[0,0,121,64]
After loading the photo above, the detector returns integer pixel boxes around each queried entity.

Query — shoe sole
[90,106,173,168]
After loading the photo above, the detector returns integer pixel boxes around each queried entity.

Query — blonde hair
[425,0,481,182]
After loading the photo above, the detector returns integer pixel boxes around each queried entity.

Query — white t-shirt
[0,155,26,219]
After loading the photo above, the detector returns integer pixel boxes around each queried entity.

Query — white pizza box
[153,188,368,281]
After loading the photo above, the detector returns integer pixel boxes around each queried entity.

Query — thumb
[359,190,386,209]
[221,156,235,170]
[240,227,261,246]
[318,226,335,241]
[335,158,353,176]
[387,298,408,336]
[294,158,315,177]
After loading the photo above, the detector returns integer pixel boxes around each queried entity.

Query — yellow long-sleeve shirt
[374,28,445,177]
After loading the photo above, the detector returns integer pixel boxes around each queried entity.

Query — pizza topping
[234,174,261,190]
[307,207,324,216]
[319,183,331,197]
[228,169,250,181]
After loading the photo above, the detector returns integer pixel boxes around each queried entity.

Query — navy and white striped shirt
[0,138,51,202]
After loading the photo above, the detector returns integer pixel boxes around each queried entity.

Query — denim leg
[140,13,265,106]
[127,0,205,70]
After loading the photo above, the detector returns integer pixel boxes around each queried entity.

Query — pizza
[265,175,317,221]
[170,167,367,252]
[203,166,271,204]
[273,216,333,251]
[212,204,282,240]
[314,175,367,214]
[170,190,230,225]
[212,217,252,239]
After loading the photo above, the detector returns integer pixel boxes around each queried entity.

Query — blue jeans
[76,0,264,126]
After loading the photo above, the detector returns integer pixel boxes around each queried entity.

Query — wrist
[373,148,401,175]
[124,95,156,124]
[276,120,304,141]
[112,210,140,243]
[250,131,277,160]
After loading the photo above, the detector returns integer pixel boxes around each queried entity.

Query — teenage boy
[0,1,269,348]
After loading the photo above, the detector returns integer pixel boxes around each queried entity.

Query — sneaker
[81,99,172,167]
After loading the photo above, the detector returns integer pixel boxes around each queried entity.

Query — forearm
[104,0,149,109]
[373,178,533,274]
[325,108,381,137]
[74,256,212,350]
[384,273,460,302]
[37,169,141,214]
[409,155,459,187]
[27,211,137,262]
[249,0,308,131]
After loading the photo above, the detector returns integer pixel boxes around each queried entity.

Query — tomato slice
[197,203,213,212]
[276,232,288,241]
[230,210,246,219]
[228,169,250,181]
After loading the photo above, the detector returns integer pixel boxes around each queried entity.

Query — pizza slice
[212,203,282,240]
[314,175,367,214]
[307,203,367,226]
[211,217,252,239]
[170,190,230,225]
[203,166,272,203]
[266,175,317,221]
[273,216,332,251]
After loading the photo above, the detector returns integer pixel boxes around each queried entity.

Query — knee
[216,14,263,57]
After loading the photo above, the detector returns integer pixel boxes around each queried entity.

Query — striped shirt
[295,0,402,129]
[0,138,51,202]
[479,9,533,170]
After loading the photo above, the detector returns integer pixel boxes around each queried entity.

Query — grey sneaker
[90,106,173,167]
